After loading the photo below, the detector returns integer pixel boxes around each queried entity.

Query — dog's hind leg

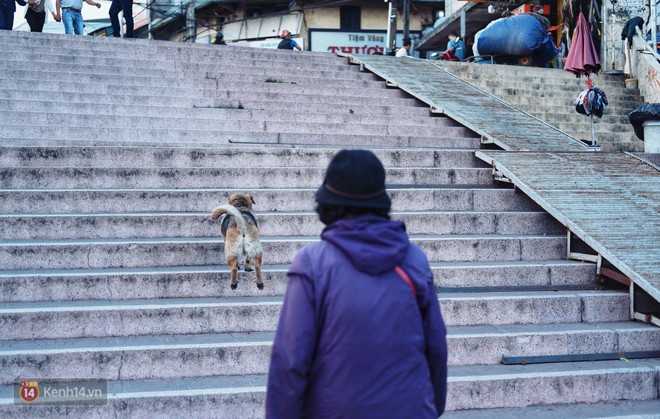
[254,255,264,290]
[227,257,239,290]
[244,257,253,272]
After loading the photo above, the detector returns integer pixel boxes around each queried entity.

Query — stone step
[443,399,660,418]
[1,322,657,382]
[0,34,346,64]
[527,104,639,118]
[0,98,435,122]
[0,186,540,214]
[0,83,418,107]
[535,112,630,125]
[0,86,421,109]
[1,360,658,415]
[3,67,387,90]
[447,359,660,411]
[0,41,346,64]
[0,131,480,149]
[0,167,493,189]
[0,211,564,240]
[0,260,596,302]
[0,59,377,83]
[0,291,631,340]
[468,81,635,97]
[448,62,627,83]
[1,50,363,74]
[0,113,471,138]
[546,120,633,133]
[600,142,645,152]
[482,90,643,108]
[0,88,431,117]
[457,73,633,91]
[572,132,642,150]
[0,234,568,270]
[0,79,409,102]
[0,146,477,168]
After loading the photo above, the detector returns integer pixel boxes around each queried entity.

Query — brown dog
[211,193,264,290]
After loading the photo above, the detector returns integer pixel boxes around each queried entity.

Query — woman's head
[315,149,391,224]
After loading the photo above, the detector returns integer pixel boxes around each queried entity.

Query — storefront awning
[222,12,303,41]
[416,2,504,51]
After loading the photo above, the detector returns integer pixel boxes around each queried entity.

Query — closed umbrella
[564,12,601,77]
[565,11,602,149]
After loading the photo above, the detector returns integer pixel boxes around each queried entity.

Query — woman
[25,0,57,32]
[266,149,448,419]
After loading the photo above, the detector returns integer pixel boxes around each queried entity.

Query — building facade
[148,0,445,54]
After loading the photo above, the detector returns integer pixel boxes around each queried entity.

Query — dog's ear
[249,194,256,205]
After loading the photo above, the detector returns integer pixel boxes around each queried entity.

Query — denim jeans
[62,8,83,35]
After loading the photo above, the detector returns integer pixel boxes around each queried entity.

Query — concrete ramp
[477,151,660,324]
[343,55,588,152]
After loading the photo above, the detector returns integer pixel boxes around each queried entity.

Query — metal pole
[652,0,657,52]
[386,1,397,54]
[186,0,196,43]
[591,113,596,147]
[147,0,153,40]
[602,0,608,71]
[403,0,409,40]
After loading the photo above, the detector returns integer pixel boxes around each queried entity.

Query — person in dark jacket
[1,0,27,30]
[213,31,226,45]
[109,0,134,38]
[277,29,302,51]
[266,149,449,419]
[621,16,644,47]
[621,15,644,76]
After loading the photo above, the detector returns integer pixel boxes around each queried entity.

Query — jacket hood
[321,215,410,275]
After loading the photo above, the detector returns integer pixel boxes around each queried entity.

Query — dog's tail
[211,205,248,233]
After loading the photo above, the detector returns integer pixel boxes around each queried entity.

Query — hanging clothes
[575,85,608,118]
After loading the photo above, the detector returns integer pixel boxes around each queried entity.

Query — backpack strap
[394,266,416,298]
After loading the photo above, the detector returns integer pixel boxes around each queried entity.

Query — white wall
[632,35,660,102]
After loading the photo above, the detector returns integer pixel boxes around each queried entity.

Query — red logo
[19,381,40,403]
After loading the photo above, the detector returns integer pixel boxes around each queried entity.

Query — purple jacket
[266,215,448,418]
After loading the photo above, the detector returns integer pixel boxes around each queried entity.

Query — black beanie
[315,149,391,209]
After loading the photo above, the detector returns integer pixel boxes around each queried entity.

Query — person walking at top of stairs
[109,0,133,38]
[0,0,27,30]
[55,0,100,35]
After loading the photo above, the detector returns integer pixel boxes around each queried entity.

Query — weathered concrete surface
[477,151,660,303]
[1,28,658,417]
[342,54,587,152]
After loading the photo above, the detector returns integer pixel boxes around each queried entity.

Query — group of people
[0,0,133,38]
[395,31,466,61]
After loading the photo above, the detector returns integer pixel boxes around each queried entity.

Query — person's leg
[121,0,133,38]
[72,11,83,35]
[34,10,46,32]
[108,0,121,37]
[0,7,15,30]
[61,8,74,34]
[25,8,36,31]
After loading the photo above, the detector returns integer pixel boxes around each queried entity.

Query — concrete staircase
[1,30,659,417]
[435,61,646,152]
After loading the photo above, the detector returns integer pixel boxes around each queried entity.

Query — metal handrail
[634,26,660,62]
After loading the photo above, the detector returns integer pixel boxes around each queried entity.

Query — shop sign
[309,30,411,54]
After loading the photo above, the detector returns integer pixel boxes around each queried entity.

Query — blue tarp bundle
[475,14,558,65]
